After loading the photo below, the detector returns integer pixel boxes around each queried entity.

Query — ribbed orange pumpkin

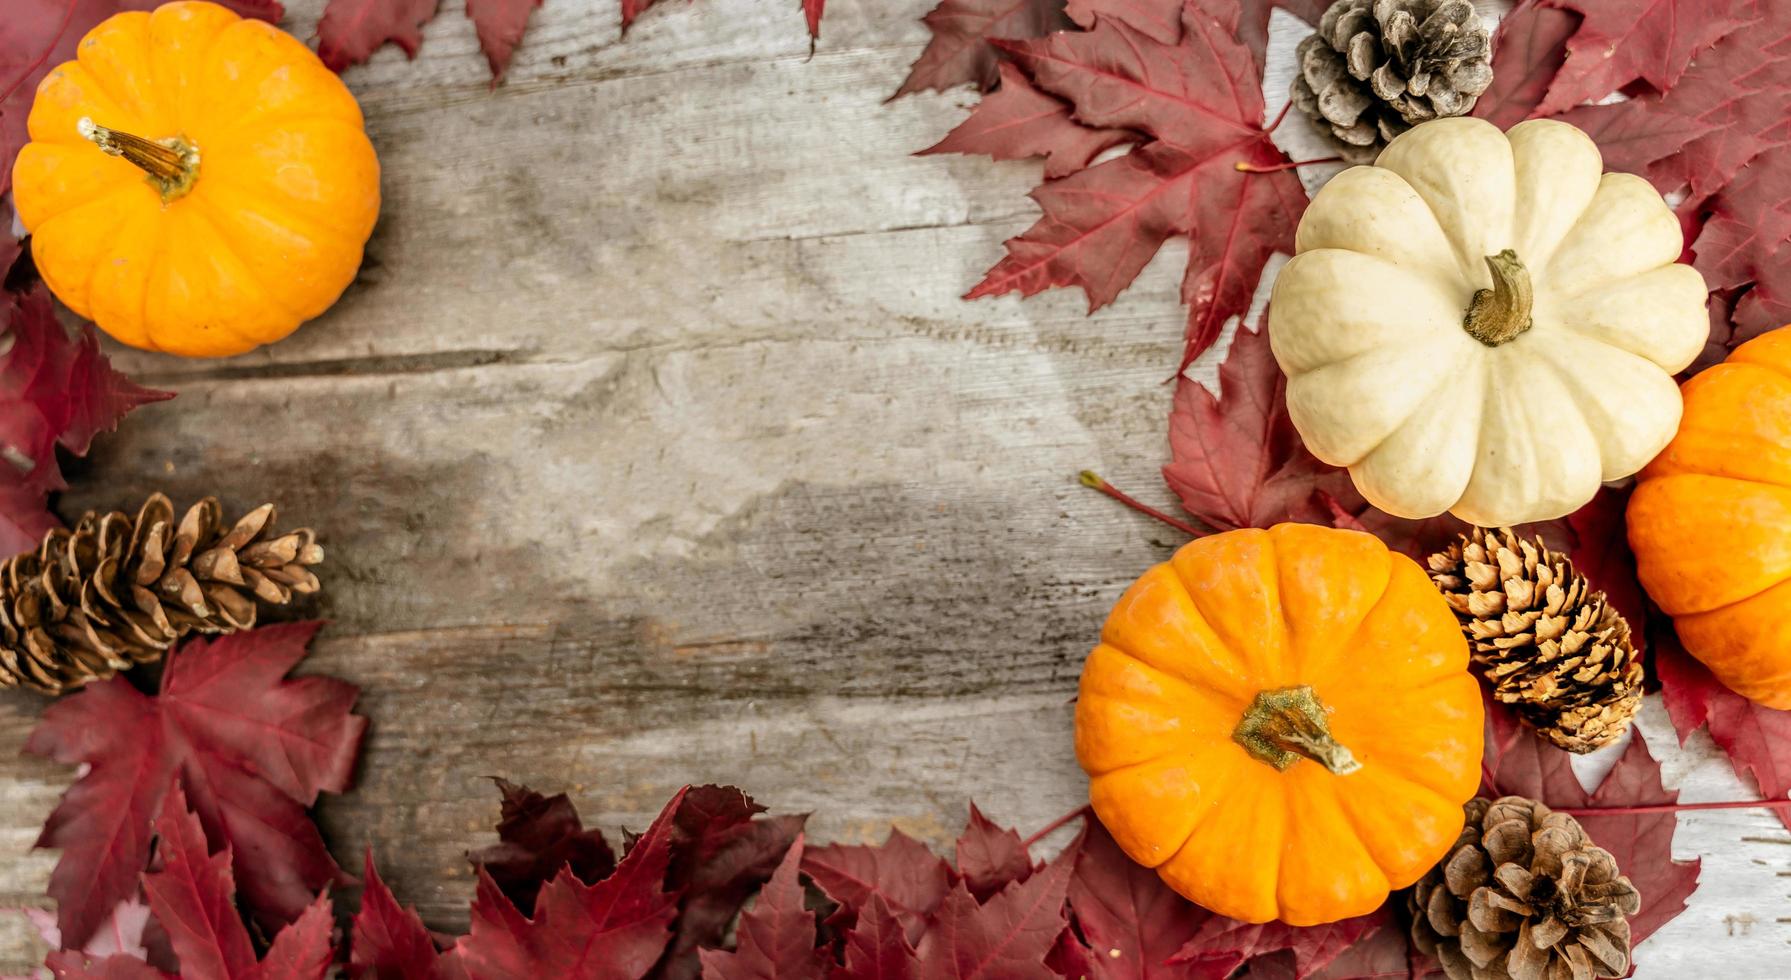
[1630,327,1791,708]
[1076,523,1483,925]
[10,1,380,357]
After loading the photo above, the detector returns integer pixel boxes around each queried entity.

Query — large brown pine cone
[1427,527,1642,754]
[1411,797,1640,980]
[0,494,323,694]
[1292,0,1493,161]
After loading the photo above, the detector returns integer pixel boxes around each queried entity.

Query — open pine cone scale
[0,493,323,694]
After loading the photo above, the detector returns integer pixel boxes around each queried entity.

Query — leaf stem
[1265,100,1293,133]
[1022,804,1091,850]
[1235,156,1342,173]
[1557,798,1791,816]
[1078,471,1200,537]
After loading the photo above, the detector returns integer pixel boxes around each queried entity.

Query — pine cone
[0,494,323,694]
[1292,0,1493,162]
[1411,797,1640,980]
[1427,528,1642,754]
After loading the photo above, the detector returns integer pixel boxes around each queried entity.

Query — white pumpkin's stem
[1233,685,1362,775]
[78,117,200,204]
[1462,250,1534,346]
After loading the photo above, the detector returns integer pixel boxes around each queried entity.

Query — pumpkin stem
[78,118,200,204]
[1461,249,1534,347]
[1233,685,1361,775]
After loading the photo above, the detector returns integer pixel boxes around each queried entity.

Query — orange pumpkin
[10,1,380,358]
[1075,523,1483,925]
[1629,327,1791,708]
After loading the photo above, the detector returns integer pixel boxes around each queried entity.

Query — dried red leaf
[468,779,617,916]
[655,786,806,980]
[453,788,685,978]
[1063,0,1179,44]
[971,7,1303,366]
[1170,907,1388,980]
[697,837,826,980]
[893,0,1073,97]
[351,854,453,979]
[833,895,918,980]
[1537,0,1755,115]
[0,285,170,553]
[1058,818,1209,979]
[921,63,1135,179]
[802,829,955,939]
[1483,703,1701,946]
[1163,323,1359,533]
[1562,4,1791,201]
[25,623,365,950]
[954,804,1034,902]
[316,0,441,72]
[1470,0,1579,128]
[46,785,335,980]
[1655,628,1791,832]
[1690,143,1791,354]
[912,846,1073,980]
[466,0,544,80]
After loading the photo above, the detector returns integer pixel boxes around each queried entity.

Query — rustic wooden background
[0,0,1786,974]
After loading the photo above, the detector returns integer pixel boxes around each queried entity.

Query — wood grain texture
[0,0,1785,974]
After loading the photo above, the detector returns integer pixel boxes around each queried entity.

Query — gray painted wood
[0,0,1784,974]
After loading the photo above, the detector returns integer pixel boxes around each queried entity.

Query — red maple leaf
[1470,0,1579,128]
[1055,818,1210,979]
[1689,144,1791,352]
[467,0,546,80]
[654,785,807,980]
[1169,909,1389,980]
[913,848,1074,980]
[316,0,547,78]
[25,623,365,951]
[1483,703,1701,946]
[954,804,1035,902]
[1536,0,1756,116]
[44,785,336,980]
[697,836,827,980]
[315,0,441,71]
[921,63,1136,180]
[0,1,281,195]
[802,829,955,939]
[1654,628,1791,832]
[1561,3,1791,201]
[452,787,685,978]
[0,283,170,555]
[350,854,458,979]
[893,0,1074,97]
[468,779,618,916]
[1163,323,1360,534]
[835,895,918,980]
[968,7,1304,366]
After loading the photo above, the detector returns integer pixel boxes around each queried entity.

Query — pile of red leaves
[909,0,1314,370]
[21,622,1727,979]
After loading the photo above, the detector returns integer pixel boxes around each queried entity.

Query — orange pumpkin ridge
[1075,523,1482,926]
[11,1,381,358]
[1630,325,1791,708]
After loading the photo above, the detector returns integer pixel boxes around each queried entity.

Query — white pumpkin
[1268,117,1709,527]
